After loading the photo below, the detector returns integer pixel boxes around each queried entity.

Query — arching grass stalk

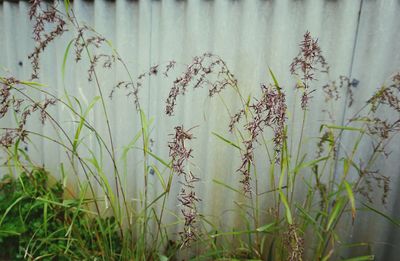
[6,79,118,180]
[106,44,161,255]
[69,9,126,221]
[7,87,104,215]
[17,79,130,256]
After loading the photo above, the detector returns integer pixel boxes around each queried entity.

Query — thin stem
[70,10,128,225]
[290,108,307,205]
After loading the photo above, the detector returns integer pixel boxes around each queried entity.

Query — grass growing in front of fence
[0,168,125,260]
[0,0,399,260]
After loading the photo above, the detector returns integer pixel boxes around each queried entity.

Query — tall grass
[0,0,399,260]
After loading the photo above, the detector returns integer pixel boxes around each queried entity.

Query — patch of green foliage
[0,169,122,260]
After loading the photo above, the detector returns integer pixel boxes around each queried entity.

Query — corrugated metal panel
[1,0,399,259]
[342,1,400,259]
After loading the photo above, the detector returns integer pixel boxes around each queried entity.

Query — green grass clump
[0,169,123,260]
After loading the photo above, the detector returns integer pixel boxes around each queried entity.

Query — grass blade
[145,149,171,169]
[320,124,364,133]
[213,179,243,195]
[268,67,282,93]
[211,132,241,150]
[20,81,46,87]
[72,96,100,151]
[62,39,74,82]
[362,203,400,228]
[279,191,293,225]
[151,165,166,191]
[267,238,275,261]
[0,196,25,227]
[326,197,345,231]
[64,0,70,15]
[210,230,258,238]
[293,156,329,173]
[256,222,276,233]
[344,181,356,223]
[341,255,375,261]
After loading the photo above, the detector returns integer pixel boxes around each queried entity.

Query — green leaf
[151,165,166,191]
[295,203,323,241]
[20,81,46,87]
[341,255,375,261]
[295,203,317,226]
[210,230,258,238]
[267,239,275,261]
[0,230,21,236]
[326,197,345,231]
[65,184,88,253]
[293,156,329,173]
[64,0,70,15]
[37,197,96,215]
[72,96,100,152]
[343,158,350,174]
[362,203,400,228]
[279,191,293,224]
[62,39,74,82]
[268,67,281,92]
[145,149,171,169]
[320,124,364,133]
[256,222,276,233]
[143,191,167,212]
[72,96,83,114]
[213,179,243,195]
[211,132,241,150]
[121,130,142,160]
[344,181,356,223]
[0,196,25,227]
[43,200,48,236]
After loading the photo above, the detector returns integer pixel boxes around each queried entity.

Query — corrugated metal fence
[1,0,400,259]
